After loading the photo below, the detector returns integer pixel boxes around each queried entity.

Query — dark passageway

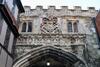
[29,57,73,67]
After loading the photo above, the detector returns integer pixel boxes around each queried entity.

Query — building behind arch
[0,0,24,67]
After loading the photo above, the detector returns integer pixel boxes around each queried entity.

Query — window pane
[22,23,26,32]
[28,22,32,32]
[73,23,78,32]
[67,22,72,32]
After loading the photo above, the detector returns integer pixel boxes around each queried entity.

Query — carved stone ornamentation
[40,16,61,34]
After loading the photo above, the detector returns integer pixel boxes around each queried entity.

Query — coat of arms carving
[40,16,61,34]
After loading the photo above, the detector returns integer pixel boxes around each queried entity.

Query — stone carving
[16,34,86,57]
[40,16,61,34]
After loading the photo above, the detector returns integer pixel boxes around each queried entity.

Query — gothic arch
[13,46,87,67]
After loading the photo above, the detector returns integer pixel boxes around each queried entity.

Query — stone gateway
[13,6,100,67]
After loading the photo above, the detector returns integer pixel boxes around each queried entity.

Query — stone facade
[14,6,100,67]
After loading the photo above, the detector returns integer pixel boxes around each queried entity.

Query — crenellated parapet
[20,6,98,17]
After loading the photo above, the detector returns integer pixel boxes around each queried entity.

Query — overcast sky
[21,0,100,10]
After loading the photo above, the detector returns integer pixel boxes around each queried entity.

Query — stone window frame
[67,20,79,32]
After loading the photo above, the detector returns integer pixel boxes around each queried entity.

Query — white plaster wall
[8,32,14,53]
[0,20,7,45]
[6,56,13,67]
[0,49,7,67]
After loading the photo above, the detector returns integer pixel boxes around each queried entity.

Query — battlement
[24,5,96,11]
[21,6,98,17]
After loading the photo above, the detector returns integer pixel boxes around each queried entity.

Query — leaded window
[28,22,32,32]
[68,22,72,32]
[73,23,78,32]
[22,22,27,32]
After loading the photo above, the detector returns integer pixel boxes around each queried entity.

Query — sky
[21,0,100,10]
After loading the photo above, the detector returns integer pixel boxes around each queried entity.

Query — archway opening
[13,46,86,67]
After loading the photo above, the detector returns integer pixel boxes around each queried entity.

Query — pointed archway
[13,46,87,67]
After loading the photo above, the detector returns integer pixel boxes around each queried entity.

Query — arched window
[22,23,26,32]
[73,23,78,32]
[28,22,32,32]
[68,22,72,32]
